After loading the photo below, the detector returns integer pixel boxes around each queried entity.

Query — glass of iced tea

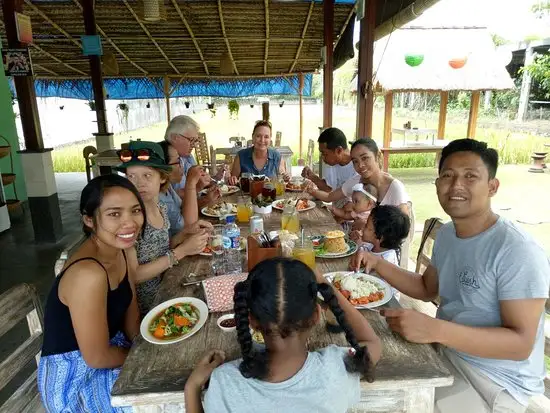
[250,179,265,200]
[292,238,315,270]
[240,173,251,193]
[262,182,276,201]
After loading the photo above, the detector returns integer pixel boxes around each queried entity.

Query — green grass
[51,104,550,173]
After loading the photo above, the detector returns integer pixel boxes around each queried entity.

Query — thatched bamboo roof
[0,0,431,81]
[352,27,514,93]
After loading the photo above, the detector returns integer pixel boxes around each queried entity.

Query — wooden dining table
[111,194,453,413]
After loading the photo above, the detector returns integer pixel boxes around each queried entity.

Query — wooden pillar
[356,0,376,139]
[299,73,304,159]
[82,0,108,135]
[382,93,393,172]
[466,91,481,139]
[323,0,334,128]
[262,102,270,121]
[164,76,171,124]
[2,0,44,151]
[438,91,448,140]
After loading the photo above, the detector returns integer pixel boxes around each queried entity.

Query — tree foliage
[525,54,550,98]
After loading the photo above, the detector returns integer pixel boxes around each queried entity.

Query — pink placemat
[202,273,248,312]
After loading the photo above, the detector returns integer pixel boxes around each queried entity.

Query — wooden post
[323,0,334,128]
[356,0,376,139]
[466,91,481,139]
[438,91,448,140]
[299,73,304,159]
[262,102,270,121]
[82,0,108,136]
[2,0,44,151]
[382,92,393,172]
[164,76,171,124]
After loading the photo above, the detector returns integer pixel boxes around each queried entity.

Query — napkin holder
[247,235,281,271]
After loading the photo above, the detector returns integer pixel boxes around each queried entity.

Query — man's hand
[349,230,362,242]
[304,180,318,195]
[302,167,315,180]
[349,250,381,273]
[380,308,440,344]
[186,165,206,187]
[185,350,225,391]
[204,186,221,206]
[213,165,227,182]
[174,230,209,260]
[184,220,213,235]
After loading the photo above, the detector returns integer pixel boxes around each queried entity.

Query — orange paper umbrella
[449,57,467,69]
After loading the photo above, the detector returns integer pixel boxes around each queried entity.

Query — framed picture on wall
[2,48,33,77]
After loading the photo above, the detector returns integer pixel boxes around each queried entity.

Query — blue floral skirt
[38,332,132,413]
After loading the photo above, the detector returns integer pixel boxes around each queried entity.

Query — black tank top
[41,251,133,357]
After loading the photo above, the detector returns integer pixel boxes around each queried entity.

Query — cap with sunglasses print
[114,141,172,172]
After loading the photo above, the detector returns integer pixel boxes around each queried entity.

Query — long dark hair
[234,257,374,381]
[80,174,146,237]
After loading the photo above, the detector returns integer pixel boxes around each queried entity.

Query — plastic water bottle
[222,215,242,274]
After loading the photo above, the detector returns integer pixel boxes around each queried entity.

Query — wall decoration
[15,13,32,44]
[2,48,33,76]
[81,35,103,56]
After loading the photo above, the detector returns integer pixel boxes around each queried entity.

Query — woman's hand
[281,173,291,182]
[301,166,314,180]
[304,180,318,195]
[227,175,239,186]
[185,350,225,391]
[349,250,381,273]
[184,220,213,235]
[349,230,362,242]
[174,230,209,260]
[186,166,205,188]
[204,186,221,206]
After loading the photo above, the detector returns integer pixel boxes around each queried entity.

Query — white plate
[140,297,208,345]
[220,186,240,196]
[271,199,316,212]
[201,203,237,218]
[315,240,357,259]
[323,272,393,309]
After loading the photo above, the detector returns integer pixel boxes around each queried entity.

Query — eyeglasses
[117,148,153,163]
[176,134,198,145]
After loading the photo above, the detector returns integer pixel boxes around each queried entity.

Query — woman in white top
[307,138,414,267]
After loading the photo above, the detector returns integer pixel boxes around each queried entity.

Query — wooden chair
[83,145,97,182]
[0,283,45,412]
[415,217,443,274]
[194,133,210,167]
[274,131,282,147]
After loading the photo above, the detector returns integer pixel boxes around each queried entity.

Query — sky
[406,0,549,41]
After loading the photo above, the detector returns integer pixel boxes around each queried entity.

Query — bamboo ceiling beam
[34,63,59,76]
[33,36,321,43]
[121,0,180,74]
[217,0,239,75]
[71,0,148,75]
[30,43,88,75]
[35,73,313,80]
[264,0,269,75]
[170,0,209,76]
[23,0,81,48]
[333,5,355,50]
[60,58,320,64]
[289,0,315,73]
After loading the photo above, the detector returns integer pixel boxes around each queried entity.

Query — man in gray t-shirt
[352,139,549,412]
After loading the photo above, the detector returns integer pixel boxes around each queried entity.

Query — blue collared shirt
[159,186,184,237]
[172,155,196,191]
[237,147,281,177]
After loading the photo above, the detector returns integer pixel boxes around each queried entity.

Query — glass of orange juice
[281,205,300,233]
[237,196,252,223]
[292,238,315,270]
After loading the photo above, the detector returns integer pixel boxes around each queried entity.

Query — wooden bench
[0,284,45,413]
[402,218,550,412]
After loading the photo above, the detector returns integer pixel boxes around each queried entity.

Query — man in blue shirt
[352,139,549,412]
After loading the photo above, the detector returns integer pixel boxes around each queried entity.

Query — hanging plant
[59,105,64,110]
[449,57,467,69]
[209,108,217,118]
[207,103,215,110]
[279,100,285,108]
[87,101,96,111]
[117,102,130,132]
[184,101,190,108]
[228,99,239,119]
[250,104,254,108]
[405,54,424,67]
[146,102,151,109]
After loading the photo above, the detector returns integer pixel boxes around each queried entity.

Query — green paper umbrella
[405,54,424,67]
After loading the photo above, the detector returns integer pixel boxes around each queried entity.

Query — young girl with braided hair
[184,257,382,413]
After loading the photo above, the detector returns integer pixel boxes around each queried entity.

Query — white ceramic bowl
[217,313,237,332]
[140,297,208,345]
[253,204,272,214]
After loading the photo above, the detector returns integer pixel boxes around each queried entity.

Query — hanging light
[404,54,424,67]
[449,57,467,69]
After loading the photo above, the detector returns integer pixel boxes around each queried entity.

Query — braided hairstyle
[234,257,375,382]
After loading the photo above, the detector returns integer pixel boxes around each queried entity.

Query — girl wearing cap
[228,120,290,185]
[116,141,210,317]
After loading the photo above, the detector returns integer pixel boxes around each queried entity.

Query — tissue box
[202,273,247,313]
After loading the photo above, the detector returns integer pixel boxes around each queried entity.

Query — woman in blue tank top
[228,121,289,182]
[38,175,144,412]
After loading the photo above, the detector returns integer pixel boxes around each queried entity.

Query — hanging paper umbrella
[405,54,424,67]
[449,57,467,69]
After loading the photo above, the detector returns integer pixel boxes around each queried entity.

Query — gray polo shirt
[432,217,550,405]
